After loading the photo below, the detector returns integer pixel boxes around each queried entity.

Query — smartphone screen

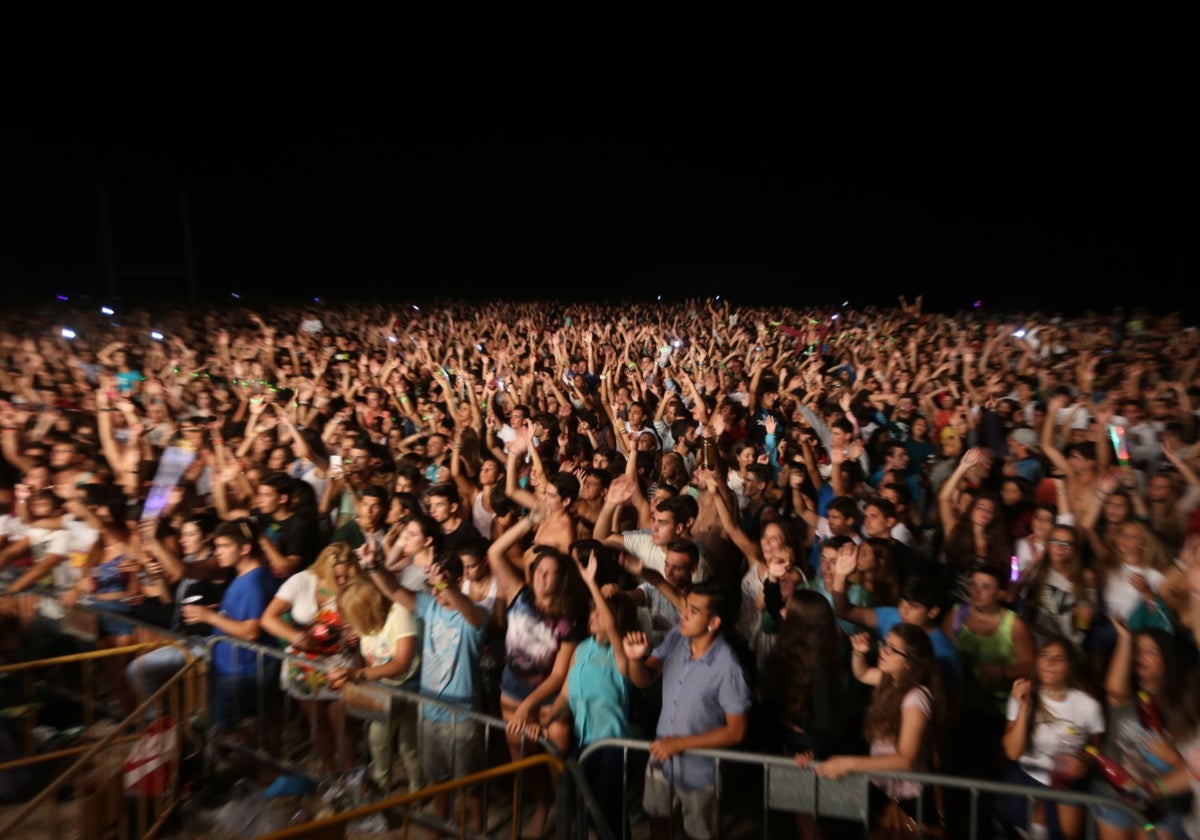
[1108,424,1130,467]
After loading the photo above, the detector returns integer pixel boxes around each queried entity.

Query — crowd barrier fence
[1,592,1164,840]
[575,737,1160,840]
[0,643,205,839]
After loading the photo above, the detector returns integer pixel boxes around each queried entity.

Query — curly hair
[863,623,943,746]
[760,589,843,730]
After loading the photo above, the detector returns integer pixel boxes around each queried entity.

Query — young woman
[999,476,1036,541]
[1094,622,1195,840]
[452,447,504,541]
[534,552,635,837]
[260,542,361,776]
[726,438,758,511]
[808,624,941,830]
[1094,520,1172,628]
[329,577,421,792]
[998,637,1105,839]
[1020,524,1097,652]
[855,538,901,609]
[940,452,1014,601]
[382,511,443,590]
[1014,505,1058,591]
[487,518,586,839]
[762,589,845,839]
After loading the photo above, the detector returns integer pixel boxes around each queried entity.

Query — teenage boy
[624,582,750,840]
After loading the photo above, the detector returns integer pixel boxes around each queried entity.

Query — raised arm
[487,514,535,600]
[830,542,878,629]
[698,468,758,561]
[1040,394,1073,477]
[503,441,541,512]
[938,447,982,535]
[591,477,635,551]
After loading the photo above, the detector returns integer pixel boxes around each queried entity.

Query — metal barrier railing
[575,738,1160,840]
[256,753,564,840]
[0,644,205,839]
[193,630,576,837]
[0,640,190,775]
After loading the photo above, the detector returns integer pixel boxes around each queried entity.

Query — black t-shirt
[442,517,484,557]
[258,513,321,571]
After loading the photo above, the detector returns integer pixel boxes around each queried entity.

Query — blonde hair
[312,542,361,594]
[338,578,391,637]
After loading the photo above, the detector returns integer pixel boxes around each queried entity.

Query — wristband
[1153,778,1169,798]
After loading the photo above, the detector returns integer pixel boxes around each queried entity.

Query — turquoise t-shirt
[567,636,630,746]
[415,590,484,722]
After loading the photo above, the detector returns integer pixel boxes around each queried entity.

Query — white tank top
[471,490,495,538]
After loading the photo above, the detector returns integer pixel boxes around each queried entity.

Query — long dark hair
[1023,636,1093,751]
[944,492,1012,572]
[863,623,942,745]
[761,589,843,730]
[1021,524,1087,624]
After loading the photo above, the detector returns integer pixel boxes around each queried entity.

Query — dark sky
[4,51,1197,316]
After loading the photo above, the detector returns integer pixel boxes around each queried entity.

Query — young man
[332,485,388,549]
[829,555,962,695]
[423,483,483,557]
[253,472,319,578]
[624,581,751,840]
[181,519,282,736]
[360,552,487,832]
[612,538,698,648]
[799,494,861,578]
[859,497,926,580]
[594,491,712,582]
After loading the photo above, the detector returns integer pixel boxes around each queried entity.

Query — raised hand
[766,553,790,582]
[606,475,636,505]
[849,632,871,655]
[622,631,649,662]
[960,447,984,469]
[1010,677,1032,707]
[619,553,645,579]
[834,543,858,579]
[577,550,599,587]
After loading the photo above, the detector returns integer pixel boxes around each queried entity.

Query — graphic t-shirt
[500,587,584,701]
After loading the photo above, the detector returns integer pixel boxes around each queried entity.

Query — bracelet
[852,650,866,657]
[300,402,312,407]
[1153,778,1169,798]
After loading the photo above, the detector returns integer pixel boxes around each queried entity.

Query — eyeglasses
[880,641,909,659]
[1048,539,1074,547]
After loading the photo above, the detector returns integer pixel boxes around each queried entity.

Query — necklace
[1043,688,1069,701]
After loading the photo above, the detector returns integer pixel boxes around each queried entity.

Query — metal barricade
[0,643,205,839]
[257,754,564,840]
[574,738,1160,840]
[197,631,570,837]
[1,594,618,837]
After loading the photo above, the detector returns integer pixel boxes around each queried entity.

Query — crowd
[0,295,1198,840]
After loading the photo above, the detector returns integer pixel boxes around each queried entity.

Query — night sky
[4,52,1196,317]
